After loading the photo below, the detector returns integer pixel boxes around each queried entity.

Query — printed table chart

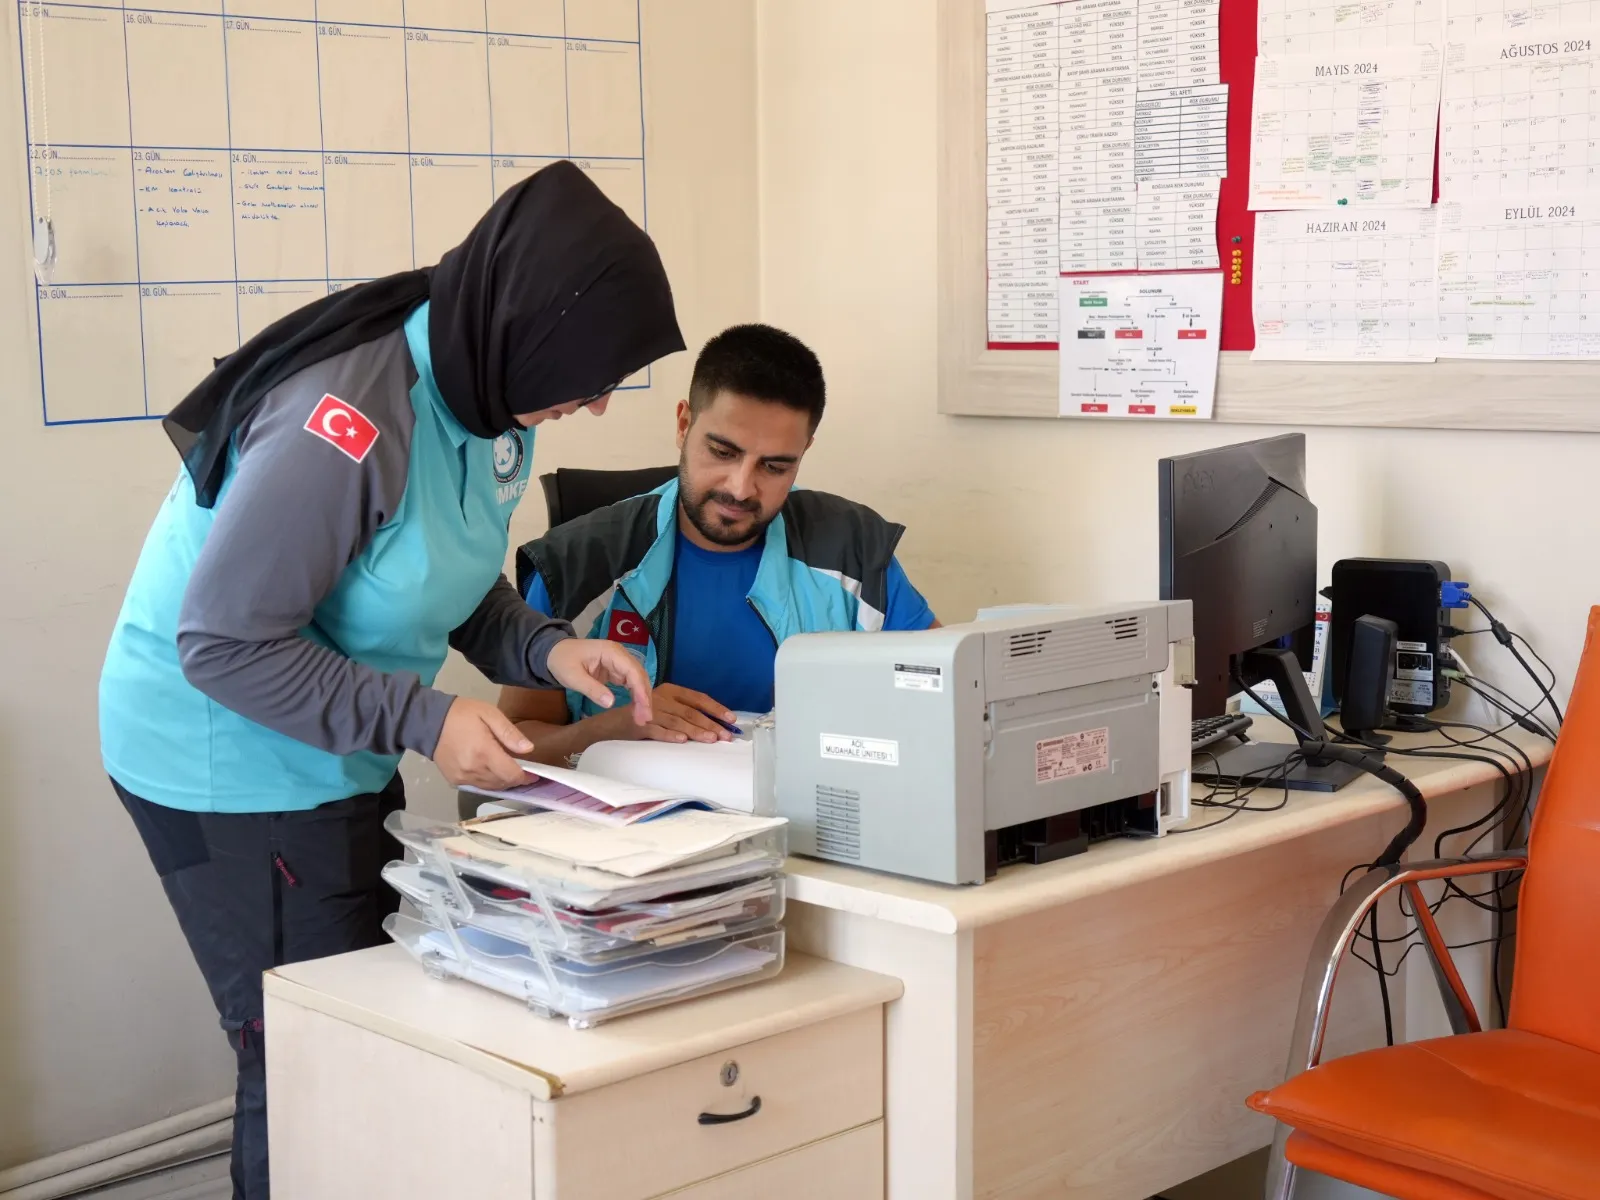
[1137,0,1218,90]
[1133,83,1228,179]
[19,0,648,425]
[1062,0,1140,273]
[987,5,1063,346]
[1136,177,1221,268]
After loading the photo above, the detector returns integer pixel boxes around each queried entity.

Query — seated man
[497,323,938,770]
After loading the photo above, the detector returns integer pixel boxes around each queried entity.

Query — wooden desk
[265,950,901,1199]
[784,729,1550,1200]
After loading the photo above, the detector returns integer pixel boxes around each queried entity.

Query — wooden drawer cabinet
[651,1124,884,1199]
[534,1006,882,1198]
[266,947,898,1200]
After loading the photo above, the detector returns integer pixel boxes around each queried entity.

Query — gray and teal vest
[100,304,540,812]
[516,479,904,718]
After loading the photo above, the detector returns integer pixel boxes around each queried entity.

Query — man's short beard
[677,459,773,547]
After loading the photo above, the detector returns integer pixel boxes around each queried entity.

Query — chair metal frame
[1264,851,1528,1200]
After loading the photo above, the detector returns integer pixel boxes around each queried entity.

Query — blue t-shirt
[524,532,936,715]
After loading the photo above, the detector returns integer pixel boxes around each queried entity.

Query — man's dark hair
[688,324,825,429]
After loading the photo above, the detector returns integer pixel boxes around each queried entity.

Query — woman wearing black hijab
[98,162,683,1198]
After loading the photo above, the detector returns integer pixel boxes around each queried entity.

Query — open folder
[575,738,756,813]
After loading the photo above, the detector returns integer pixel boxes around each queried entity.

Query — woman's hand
[545,638,655,725]
[432,698,534,790]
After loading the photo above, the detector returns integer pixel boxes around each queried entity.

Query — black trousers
[113,776,405,1200]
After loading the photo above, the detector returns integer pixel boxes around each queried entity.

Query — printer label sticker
[820,734,900,767]
[1392,642,1435,705]
[1036,728,1110,784]
[893,663,944,692]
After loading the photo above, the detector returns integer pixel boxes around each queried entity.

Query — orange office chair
[1248,606,1600,1200]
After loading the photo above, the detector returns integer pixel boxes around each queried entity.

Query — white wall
[0,11,235,1162]
[0,0,756,1168]
[753,0,1588,718]
[408,1,761,821]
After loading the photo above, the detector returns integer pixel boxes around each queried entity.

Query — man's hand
[628,683,737,745]
[545,637,655,725]
[432,697,535,790]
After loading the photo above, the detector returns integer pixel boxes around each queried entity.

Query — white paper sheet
[1058,271,1223,417]
[1436,197,1600,357]
[988,4,1064,344]
[1136,176,1223,268]
[1061,0,1142,272]
[576,739,756,813]
[1258,0,1443,55]
[1248,46,1442,209]
[466,809,786,879]
[1134,84,1229,182]
[1139,0,1222,90]
[1251,207,1438,360]
[440,836,781,911]
[1439,31,1600,200]
[460,761,709,825]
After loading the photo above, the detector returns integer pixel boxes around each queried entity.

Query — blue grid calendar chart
[17,0,649,426]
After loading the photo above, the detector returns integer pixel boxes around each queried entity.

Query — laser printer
[770,601,1194,885]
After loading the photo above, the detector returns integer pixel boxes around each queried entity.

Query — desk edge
[263,951,904,1098]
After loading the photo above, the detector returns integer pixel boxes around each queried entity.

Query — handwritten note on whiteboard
[19,4,648,425]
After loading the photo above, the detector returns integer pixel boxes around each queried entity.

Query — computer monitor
[1159,433,1364,791]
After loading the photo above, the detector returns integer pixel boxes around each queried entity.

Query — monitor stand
[1192,740,1365,793]
[1191,646,1380,793]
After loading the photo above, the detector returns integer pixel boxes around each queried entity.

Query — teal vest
[516,480,904,719]
[98,304,536,812]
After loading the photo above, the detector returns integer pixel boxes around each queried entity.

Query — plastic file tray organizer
[381,859,787,963]
[381,810,787,1027]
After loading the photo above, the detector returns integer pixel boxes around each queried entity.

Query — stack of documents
[381,775,788,1027]
[463,737,762,817]
[461,760,726,826]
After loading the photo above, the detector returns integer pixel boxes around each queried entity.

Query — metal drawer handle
[697,1096,762,1126]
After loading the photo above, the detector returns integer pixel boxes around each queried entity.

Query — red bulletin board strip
[1217,0,1261,350]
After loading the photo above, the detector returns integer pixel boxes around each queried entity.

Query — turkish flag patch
[607,610,650,646]
[304,394,380,463]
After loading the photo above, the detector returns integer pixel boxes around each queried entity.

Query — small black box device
[1341,615,1399,736]
[1329,559,1454,716]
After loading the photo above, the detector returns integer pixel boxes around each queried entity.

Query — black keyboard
[1192,713,1253,754]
